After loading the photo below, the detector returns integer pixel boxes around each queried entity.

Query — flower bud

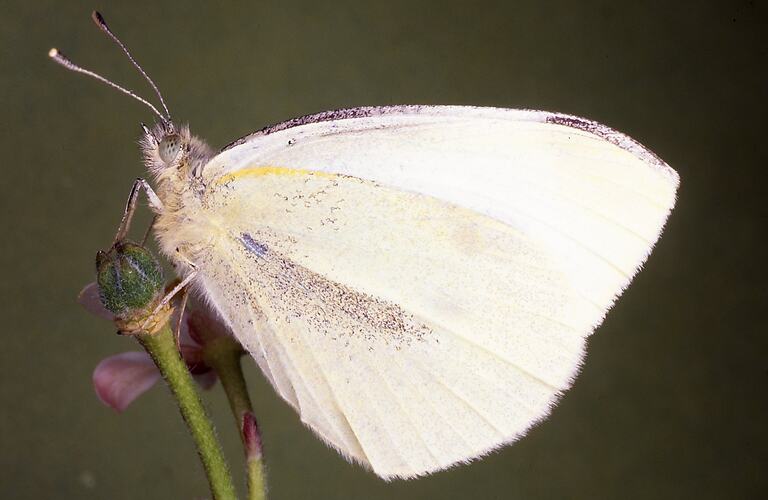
[242,411,262,460]
[96,241,164,317]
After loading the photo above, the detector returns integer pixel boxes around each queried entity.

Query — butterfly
[53,12,678,479]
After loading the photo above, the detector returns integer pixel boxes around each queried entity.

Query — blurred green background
[1,0,765,498]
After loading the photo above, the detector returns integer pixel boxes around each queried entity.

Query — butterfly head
[140,121,214,181]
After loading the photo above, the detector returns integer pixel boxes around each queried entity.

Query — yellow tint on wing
[214,165,336,186]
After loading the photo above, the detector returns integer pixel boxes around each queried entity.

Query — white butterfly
[53,13,678,479]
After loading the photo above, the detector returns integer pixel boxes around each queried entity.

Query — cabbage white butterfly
[53,12,678,479]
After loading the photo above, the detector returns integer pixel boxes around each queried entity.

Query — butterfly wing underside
[194,106,678,479]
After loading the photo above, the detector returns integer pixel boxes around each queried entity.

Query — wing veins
[404,349,506,438]
[299,331,372,465]
[423,316,560,391]
[362,348,442,467]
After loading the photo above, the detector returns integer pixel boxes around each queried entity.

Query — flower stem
[205,337,267,500]
[137,325,237,500]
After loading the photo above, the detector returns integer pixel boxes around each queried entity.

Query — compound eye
[158,134,181,164]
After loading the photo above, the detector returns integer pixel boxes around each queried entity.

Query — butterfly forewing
[179,106,678,478]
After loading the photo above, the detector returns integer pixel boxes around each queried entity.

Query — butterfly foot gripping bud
[96,241,170,335]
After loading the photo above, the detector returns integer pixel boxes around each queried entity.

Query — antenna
[91,11,171,120]
[48,48,167,121]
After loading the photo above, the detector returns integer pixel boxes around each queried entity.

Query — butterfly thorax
[140,122,217,269]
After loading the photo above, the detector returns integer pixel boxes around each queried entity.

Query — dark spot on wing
[240,233,269,257]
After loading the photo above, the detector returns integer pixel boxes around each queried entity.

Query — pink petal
[193,370,217,390]
[78,282,115,321]
[179,343,217,389]
[169,308,194,347]
[93,352,161,412]
[180,344,209,374]
[187,305,232,345]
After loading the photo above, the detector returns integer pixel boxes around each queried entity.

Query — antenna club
[48,48,59,58]
[92,11,107,28]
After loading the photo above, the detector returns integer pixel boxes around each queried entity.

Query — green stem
[137,325,237,500]
[205,337,267,500]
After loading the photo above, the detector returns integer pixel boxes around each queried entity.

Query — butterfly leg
[168,249,198,346]
[140,270,198,333]
[141,215,158,246]
[112,178,164,245]
[174,286,190,351]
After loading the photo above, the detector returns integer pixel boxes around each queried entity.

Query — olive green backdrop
[1,0,765,498]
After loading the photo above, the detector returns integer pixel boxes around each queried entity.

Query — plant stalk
[205,337,267,500]
[137,324,237,500]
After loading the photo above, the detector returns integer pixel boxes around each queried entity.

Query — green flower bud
[96,241,164,317]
